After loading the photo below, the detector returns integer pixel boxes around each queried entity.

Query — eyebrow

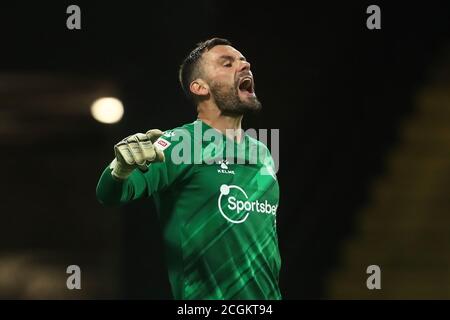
[218,55,247,62]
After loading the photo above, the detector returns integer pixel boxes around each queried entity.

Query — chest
[188,160,279,206]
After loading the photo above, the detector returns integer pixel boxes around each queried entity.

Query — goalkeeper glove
[110,129,165,180]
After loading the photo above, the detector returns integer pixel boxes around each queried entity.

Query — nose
[239,60,251,72]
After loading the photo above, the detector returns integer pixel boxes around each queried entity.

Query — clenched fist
[110,129,166,180]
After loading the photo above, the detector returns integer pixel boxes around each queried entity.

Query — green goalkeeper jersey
[96,119,282,300]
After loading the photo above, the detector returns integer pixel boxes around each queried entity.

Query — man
[96,38,281,299]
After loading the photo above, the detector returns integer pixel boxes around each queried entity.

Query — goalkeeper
[96,38,282,300]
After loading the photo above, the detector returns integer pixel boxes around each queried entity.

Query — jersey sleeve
[96,129,194,206]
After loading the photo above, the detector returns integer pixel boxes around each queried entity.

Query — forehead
[202,45,245,62]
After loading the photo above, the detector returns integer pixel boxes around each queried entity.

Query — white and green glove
[110,129,165,180]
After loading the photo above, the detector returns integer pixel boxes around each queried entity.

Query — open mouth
[238,76,254,95]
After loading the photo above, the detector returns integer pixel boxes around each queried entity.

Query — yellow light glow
[90,97,124,124]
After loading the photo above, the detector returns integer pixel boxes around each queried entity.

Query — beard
[209,80,262,116]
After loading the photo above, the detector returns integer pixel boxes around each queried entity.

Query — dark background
[0,1,449,299]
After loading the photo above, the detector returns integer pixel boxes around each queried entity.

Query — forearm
[96,165,146,206]
[96,129,167,206]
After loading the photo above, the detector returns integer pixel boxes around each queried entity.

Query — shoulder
[246,133,271,155]
[154,120,198,151]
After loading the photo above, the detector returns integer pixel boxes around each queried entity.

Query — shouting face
[198,45,262,116]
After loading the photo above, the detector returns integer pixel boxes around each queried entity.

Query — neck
[197,100,244,142]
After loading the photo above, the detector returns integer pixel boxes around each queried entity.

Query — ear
[190,79,209,98]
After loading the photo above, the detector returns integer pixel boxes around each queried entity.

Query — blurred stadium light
[90,97,124,124]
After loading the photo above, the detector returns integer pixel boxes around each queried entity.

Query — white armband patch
[155,137,171,151]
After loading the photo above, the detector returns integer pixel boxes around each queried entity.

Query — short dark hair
[179,38,232,102]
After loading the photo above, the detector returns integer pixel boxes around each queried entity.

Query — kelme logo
[217,160,234,175]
